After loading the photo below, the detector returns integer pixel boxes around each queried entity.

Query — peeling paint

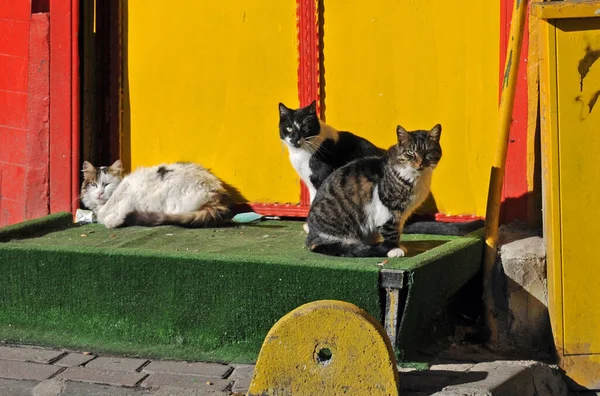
[503,50,514,88]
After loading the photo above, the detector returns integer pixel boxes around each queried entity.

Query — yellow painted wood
[322,1,499,216]
[562,355,600,390]
[248,300,399,396]
[533,0,600,20]
[536,16,564,356]
[555,17,600,356]
[537,8,600,388]
[123,1,299,204]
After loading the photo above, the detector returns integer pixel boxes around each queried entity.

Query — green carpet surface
[0,213,482,363]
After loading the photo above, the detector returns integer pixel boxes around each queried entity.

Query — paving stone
[143,361,232,378]
[54,352,96,367]
[141,373,232,391]
[0,360,61,381]
[85,356,149,372]
[33,378,67,396]
[57,366,146,387]
[153,386,229,396]
[0,345,64,364]
[229,364,254,393]
[0,378,39,396]
[61,381,154,395]
[429,363,475,373]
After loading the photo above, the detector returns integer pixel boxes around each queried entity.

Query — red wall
[0,2,50,225]
[0,0,78,226]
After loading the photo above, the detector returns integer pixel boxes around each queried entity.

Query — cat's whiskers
[302,140,319,154]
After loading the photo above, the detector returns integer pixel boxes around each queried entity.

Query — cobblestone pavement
[0,344,568,395]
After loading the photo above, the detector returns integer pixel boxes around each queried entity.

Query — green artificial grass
[0,213,482,363]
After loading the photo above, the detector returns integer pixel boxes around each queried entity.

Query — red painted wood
[434,214,483,223]
[241,203,482,223]
[24,13,50,219]
[49,0,74,213]
[0,90,28,128]
[297,0,320,208]
[0,197,24,226]
[0,1,30,226]
[0,0,30,21]
[0,55,28,92]
[0,162,26,201]
[499,0,530,223]
[0,20,29,57]
[0,127,27,165]
[247,203,310,218]
[71,0,80,212]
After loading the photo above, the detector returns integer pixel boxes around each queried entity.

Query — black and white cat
[278,101,384,204]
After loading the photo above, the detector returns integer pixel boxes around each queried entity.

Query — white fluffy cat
[81,160,230,229]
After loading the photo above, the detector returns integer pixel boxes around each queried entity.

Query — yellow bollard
[247,300,400,396]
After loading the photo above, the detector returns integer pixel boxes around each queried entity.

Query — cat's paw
[387,247,406,258]
[102,215,124,229]
[303,223,310,233]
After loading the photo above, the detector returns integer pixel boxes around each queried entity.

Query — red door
[0,0,79,226]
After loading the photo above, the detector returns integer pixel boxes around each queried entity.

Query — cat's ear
[82,161,96,181]
[396,125,409,145]
[109,159,123,176]
[82,161,94,173]
[428,124,442,142]
[278,102,290,118]
[308,100,317,115]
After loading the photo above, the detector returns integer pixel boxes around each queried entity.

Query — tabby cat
[279,101,384,203]
[306,124,442,257]
[81,160,230,229]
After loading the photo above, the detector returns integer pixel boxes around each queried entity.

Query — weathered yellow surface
[537,15,563,356]
[555,17,600,356]
[533,0,600,20]
[123,1,299,204]
[537,10,600,389]
[562,355,600,390]
[321,1,499,216]
[248,300,399,396]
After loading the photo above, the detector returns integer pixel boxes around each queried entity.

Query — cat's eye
[89,182,97,187]
[406,150,415,157]
[286,127,293,133]
[102,182,109,187]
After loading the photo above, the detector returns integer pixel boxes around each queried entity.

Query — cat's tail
[126,201,231,228]
[306,234,389,257]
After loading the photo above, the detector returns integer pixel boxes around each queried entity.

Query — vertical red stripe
[297,0,320,207]
[49,0,74,214]
[25,13,51,219]
[71,0,80,212]
[499,0,530,224]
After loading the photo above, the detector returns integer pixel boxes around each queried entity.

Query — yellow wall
[322,1,499,216]
[124,0,300,203]
[124,1,499,214]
